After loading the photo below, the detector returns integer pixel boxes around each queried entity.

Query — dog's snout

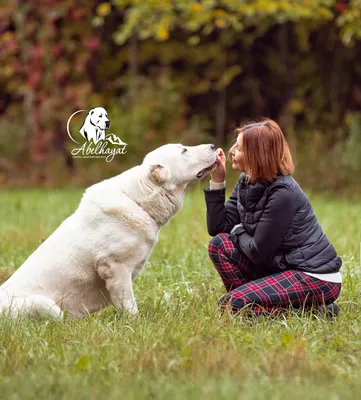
[106,121,110,128]
[210,144,216,151]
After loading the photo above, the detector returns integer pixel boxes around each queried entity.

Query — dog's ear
[149,164,169,183]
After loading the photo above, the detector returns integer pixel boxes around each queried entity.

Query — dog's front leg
[97,262,138,314]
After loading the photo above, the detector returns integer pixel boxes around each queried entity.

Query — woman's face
[229,133,244,171]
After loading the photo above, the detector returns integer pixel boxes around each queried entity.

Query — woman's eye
[182,148,188,154]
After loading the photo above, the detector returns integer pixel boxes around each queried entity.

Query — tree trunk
[278,23,297,159]
[215,87,227,146]
[129,34,139,98]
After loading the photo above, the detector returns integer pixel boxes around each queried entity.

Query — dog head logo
[67,107,127,162]
[79,107,110,144]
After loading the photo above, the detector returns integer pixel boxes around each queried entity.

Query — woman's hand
[211,148,226,183]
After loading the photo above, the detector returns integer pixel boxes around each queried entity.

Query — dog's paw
[122,301,139,315]
[126,306,139,315]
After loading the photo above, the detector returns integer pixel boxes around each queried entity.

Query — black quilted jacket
[204,173,342,274]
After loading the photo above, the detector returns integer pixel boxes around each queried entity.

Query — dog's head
[143,143,217,190]
[88,107,110,130]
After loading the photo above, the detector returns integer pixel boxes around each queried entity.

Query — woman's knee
[208,233,230,261]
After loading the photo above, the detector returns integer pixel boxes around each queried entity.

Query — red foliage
[51,44,63,58]
[69,7,88,21]
[336,2,348,13]
[30,45,44,61]
[84,36,100,52]
[28,70,42,90]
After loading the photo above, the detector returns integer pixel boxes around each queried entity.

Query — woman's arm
[204,183,241,236]
[232,186,297,265]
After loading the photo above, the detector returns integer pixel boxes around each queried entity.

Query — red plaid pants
[208,233,341,315]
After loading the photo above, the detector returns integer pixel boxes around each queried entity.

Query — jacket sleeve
[234,186,297,265]
[204,184,240,236]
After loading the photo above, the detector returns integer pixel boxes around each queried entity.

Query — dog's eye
[182,148,188,154]
[99,114,103,117]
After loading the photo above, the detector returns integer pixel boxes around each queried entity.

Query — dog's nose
[210,144,216,151]
[106,121,110,128]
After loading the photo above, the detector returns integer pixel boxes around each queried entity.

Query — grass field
[0,184,360,399]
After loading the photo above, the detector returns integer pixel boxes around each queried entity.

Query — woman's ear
[149,164,170,183]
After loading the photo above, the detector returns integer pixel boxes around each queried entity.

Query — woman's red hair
[235,119,294,183]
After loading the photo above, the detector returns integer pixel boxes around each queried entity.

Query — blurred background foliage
[0,0,360,193]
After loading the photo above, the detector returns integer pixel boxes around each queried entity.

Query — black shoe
[317,303,340,319]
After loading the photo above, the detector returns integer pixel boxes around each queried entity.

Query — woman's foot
[316,303,340,319]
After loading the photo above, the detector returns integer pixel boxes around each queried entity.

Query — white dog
[0,144,217,319]
[79,107,110,144]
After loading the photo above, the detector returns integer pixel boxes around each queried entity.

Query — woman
[205,119,342,316]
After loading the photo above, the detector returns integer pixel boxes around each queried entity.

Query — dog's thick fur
[79,107,110,144]
[0,144,216,319]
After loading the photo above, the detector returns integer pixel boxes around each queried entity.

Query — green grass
[0,185,360,400]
